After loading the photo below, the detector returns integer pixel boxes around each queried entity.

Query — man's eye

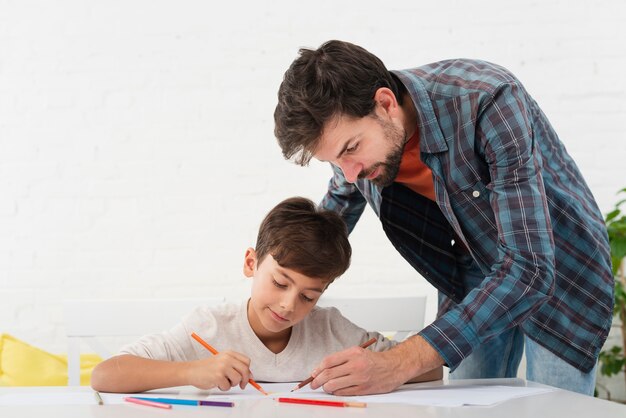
[346,143,358,153]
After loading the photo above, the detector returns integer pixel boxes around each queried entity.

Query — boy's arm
[91,354,191,393]
[90,352,252,393]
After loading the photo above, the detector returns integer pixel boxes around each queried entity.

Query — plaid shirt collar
[392,70,448,154]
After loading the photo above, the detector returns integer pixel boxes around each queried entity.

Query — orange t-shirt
[395,129,436,201]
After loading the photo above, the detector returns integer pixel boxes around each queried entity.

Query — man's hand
[310,335,443,396]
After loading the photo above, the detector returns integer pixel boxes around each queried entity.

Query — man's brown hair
[274,40,404,166]
[255,197,351,281]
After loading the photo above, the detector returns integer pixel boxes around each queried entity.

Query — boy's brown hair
[274,39,405,166]
[255,197,351,282]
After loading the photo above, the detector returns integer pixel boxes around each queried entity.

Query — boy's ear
[243,248,257,278]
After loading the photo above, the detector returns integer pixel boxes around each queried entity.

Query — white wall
[1,0,625,358]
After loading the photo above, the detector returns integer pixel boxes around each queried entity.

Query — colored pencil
[94,391,104,405]
[290,337,378,392]
[124,397,172,409]
[278,397,367,408]
[190,332,269,395]
[132,397,234,407]
[198,399,235,407]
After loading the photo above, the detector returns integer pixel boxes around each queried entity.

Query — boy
[91,197,441,393]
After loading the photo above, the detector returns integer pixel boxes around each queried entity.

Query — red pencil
[290,337,378,392]
[278,397,367,408]
[190,332,269,395]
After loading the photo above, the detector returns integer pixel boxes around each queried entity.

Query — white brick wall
[1,0,625,371]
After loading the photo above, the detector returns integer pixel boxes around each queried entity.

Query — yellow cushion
[0,334,102,386]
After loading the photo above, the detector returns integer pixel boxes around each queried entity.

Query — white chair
[316,295,426,341]
[63,298,224,386]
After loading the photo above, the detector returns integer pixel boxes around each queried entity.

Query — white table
[1,378,625,418]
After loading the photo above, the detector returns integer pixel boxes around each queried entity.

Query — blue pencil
[132,397,234,408]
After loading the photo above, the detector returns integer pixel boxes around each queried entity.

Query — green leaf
[610,242,626,274]
[598,346,626,377]
[606,209,621,223]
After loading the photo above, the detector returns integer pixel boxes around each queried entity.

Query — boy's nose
[280,294,297,313]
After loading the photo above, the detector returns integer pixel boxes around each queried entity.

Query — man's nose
[338,160,362,183]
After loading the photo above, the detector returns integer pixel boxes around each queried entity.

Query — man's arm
[406,363,444,383]
[310,335,444,396]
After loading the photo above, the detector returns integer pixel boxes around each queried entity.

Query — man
[273,40,614,396]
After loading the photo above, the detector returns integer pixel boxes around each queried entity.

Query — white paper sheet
[353,384,555,407]
[206,382,329,400]
[205,381,556,407]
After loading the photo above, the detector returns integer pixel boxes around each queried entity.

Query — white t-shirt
[119,300,395,382]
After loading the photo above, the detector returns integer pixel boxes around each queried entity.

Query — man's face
[313,110,407,186]
[244,250,328,336]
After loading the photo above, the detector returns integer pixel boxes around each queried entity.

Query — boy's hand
[186,351,252,391]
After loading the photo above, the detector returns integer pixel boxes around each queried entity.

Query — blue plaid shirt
[320,60,614,373]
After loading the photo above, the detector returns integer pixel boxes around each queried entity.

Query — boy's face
[244,248,329,337]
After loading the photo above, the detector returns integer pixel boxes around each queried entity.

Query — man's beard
[358,117,407,187]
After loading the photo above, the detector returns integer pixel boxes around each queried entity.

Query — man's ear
[373,87,400,118]
[243,248,257,278]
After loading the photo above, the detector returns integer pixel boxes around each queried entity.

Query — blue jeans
[447,325,597,395]
[441,251,597,395]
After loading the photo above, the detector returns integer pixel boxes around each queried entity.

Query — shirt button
[472,190,480,198]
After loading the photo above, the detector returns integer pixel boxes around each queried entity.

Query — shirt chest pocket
[448,179,498,242]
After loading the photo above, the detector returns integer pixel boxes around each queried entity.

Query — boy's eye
[300,294,314,303]
[273,280,287,289]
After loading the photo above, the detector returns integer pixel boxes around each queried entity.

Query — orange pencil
[290,337,378,392]
[190,332,269,395]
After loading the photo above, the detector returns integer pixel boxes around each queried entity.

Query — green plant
[598,188,626,386]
